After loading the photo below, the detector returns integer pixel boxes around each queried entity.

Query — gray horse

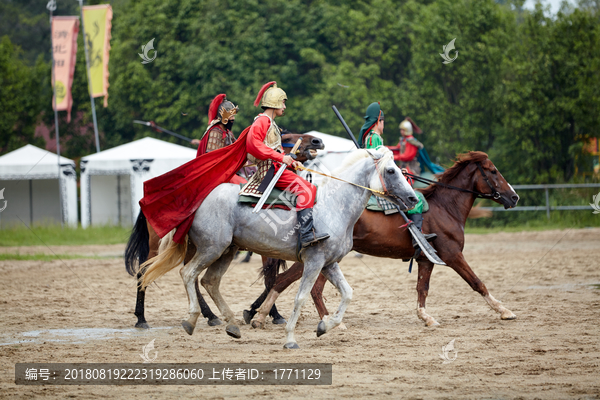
[141,148,418,349]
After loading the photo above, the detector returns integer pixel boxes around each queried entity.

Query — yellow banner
[82,4,112,107]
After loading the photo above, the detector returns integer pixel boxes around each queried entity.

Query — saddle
[366,192,429,214]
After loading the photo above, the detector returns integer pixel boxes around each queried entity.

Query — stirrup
[301,231,330,248]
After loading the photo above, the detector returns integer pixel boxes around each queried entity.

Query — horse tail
[140,230,188,288]
[125,211,150,276]
[259,258,287,290]
[467,203,492,219]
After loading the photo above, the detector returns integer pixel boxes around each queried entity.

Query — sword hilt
[289,139,302,161]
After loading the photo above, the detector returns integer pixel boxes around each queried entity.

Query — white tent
[0,144,77,228]
[80,137,196,228]
[302,131,356,184]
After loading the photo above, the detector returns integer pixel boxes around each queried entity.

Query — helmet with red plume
[208,93,238,125]
[254,81,287,109]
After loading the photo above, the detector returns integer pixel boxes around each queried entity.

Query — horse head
[281,131,324,162]
[366,147,419,211]
[431,151,519,210]
[473,156,519,209]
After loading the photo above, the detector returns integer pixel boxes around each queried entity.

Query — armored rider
[395,117,424,176]
[139,82,328,246]
[241,81,329,252]
[192,94,246,185]
[193,94,239,156]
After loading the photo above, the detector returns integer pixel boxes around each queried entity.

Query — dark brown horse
[248,151,519,329]
[124,132,325,328]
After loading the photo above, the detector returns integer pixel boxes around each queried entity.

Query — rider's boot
[298,208,330,249]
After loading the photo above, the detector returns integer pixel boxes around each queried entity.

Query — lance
[331,105,446,266]
[133,120,193,143]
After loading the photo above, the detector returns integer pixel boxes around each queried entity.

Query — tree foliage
[1,0,599,183]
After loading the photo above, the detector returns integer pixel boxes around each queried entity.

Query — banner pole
[78,0,101,153]
[47,0,64,228]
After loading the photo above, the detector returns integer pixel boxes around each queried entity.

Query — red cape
[140,126,251,243]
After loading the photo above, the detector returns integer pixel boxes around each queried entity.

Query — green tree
[496,4,600,183]
[0,36,48,153]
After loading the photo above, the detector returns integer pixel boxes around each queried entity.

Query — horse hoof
[251,320,264,330]
[426,320,440,327]
[225,324,241,339]
[272,317,287,325]
[501,312,517,320]
[316,320,327,337]
[207,318,222,326]
[181,321,195,335]
[135,322,150,329]
[243,310,254,325]
[283,342,300,349]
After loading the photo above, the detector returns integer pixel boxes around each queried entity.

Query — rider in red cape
[196,94,239,157]
[140,127,251,243]
[140,82,329,249]
[393,117,423,175]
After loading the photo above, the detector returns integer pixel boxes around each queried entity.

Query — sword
[252,139,302,213]
[331,105,446,266]
[133,120,193,143]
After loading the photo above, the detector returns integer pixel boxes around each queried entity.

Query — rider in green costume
[359,102,435,248]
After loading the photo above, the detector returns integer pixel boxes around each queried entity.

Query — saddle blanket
[366,192,428,214]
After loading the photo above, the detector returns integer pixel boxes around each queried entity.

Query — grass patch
[0,253,110,261]
[0,224,131,247]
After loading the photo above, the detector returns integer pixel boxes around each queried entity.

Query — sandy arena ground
[1,228,599,399]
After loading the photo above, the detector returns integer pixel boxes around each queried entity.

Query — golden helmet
[399,119,413,134]
[254,81,287,109]
[399,118,422,135]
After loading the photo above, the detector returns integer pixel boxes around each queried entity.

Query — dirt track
[1,229,599,399]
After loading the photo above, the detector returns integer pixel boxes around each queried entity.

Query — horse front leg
[252,261,304,329]
[449,253,516,321]
[311,272,329,320]
[283,260,323,349]
[416,260,440,326]
[316,262,352,337]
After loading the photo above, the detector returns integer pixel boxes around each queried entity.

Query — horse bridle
[374,158,410,205]
[405,161,501,200]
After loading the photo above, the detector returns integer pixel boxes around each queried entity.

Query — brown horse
[124,132,325,328]
[249,151,519,329]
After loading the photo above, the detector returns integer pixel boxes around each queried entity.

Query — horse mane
[419,151,489,199]
[320,147,393,187]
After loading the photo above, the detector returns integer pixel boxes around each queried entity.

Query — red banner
[51,16,79,122]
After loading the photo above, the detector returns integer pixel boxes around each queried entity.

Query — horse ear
[365,149,378,159]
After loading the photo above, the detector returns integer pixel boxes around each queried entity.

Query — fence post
[545,187,550,220]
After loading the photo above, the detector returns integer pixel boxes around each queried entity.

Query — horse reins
[404,162,501,200]
[294,159,389,197]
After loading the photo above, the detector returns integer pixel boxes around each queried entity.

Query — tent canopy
[0,144,75,178]
[80,137,197,228]
[302,130,356,154]
[0,145,77,227]
[81,137,196,170]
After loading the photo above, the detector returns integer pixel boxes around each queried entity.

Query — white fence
[479,183,600,219]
